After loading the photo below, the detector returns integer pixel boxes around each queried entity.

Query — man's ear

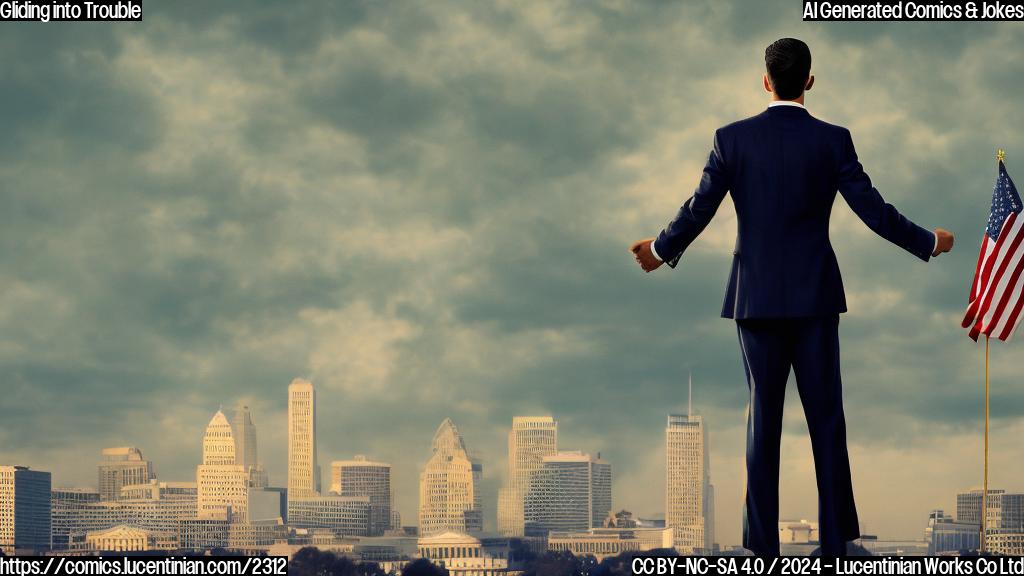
[805,75,815,92]
[763,74,773,93]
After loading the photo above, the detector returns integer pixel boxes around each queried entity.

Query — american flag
[962,158,1024,341]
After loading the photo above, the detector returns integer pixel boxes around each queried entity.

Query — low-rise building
[547,527,673,560]
[414,531,523,575]
[82,525,176,552]
[287,495,370,537]
[178,518,229,551]
[51,482,198,550]
[227,519,288,551]
[856,536,929,556]
[926,509,980,555]
[986,530,1024,556]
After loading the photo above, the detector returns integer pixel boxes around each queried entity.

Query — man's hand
[933,228,955,257]
[630,237,663,273]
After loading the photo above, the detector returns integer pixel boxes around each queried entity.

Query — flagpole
[979,334,991,553]
[981,148,1002,555]
[980,335,989,553]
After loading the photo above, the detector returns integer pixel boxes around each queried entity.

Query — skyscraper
[498,416,558,536]
[0,466,51,554]
[196,410,249,521]
[233,405,268,488]
[288,378,320,500]
[97,447,154,501]
[524,451,611,537]
[418,418,483,536]
[665,375,714,554]
[331,456,392,536]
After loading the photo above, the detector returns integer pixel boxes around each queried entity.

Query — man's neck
[771,94,805,105]
[768,97,806,109]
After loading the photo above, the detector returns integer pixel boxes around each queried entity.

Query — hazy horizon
[3,0,1024,547]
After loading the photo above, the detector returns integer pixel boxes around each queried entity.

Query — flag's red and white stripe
[962,212,1024,341]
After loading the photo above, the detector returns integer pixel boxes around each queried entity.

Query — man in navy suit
[630,38,955,556]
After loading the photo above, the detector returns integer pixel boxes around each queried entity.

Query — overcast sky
[3,0,1024,547]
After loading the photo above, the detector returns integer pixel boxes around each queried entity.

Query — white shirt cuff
[649,239,662,262]
[933,233,938,256]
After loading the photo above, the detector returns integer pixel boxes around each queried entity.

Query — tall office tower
[288,378,320,500]
[418,418,484,536]
[524,451,612,537]
[497,416,558,536]
[664,373,715,554]
[957,488,1005,529]
[233,405,268,488]
[97,447,154,501]
[196,410,250,521]
[0,466,51,554]
[330,456,392,536]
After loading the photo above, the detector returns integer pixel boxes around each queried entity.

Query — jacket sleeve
[653,130,731,268]
[837,129,935,262]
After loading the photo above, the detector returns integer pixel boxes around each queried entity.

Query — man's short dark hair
[765,38,811,100]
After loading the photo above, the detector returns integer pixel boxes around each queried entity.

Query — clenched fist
[630,237,662,273]
[932,228,955,257]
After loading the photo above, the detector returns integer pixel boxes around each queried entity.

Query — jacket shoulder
[716,112,768,136]
[713,111,854,158]
[712,114,768,155]
[808,116,851,141]
[717,111,851,137]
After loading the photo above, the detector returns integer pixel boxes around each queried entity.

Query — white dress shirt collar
[768,100,805,109]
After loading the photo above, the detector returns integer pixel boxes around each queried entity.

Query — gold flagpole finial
[997,148,1006,163]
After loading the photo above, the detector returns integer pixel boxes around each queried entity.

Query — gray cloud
[1,0,1021,546]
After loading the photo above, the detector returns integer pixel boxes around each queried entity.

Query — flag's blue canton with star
[987,161,1023,240]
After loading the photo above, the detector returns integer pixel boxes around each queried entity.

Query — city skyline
[14,444,1024,556]
[12,377,703,536]
[7,374,1024,555]
[5,1,1024,547]
[6,370,1019,547]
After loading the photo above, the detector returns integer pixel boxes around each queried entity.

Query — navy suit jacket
[653,105,935,319]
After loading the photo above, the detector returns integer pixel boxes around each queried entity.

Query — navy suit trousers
[736,315,861,556]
